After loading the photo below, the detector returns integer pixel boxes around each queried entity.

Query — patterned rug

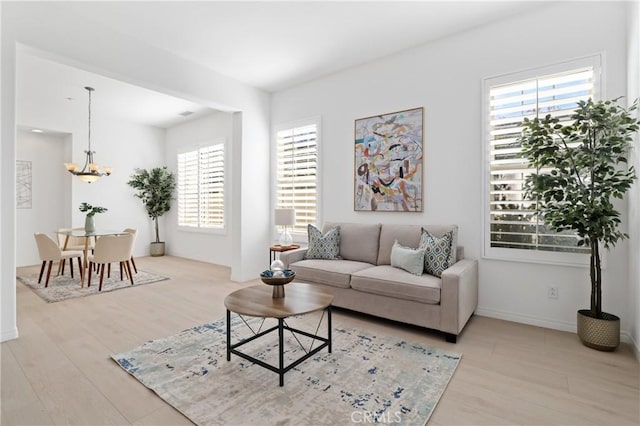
[17,268,169,303]
[112,313,461,425]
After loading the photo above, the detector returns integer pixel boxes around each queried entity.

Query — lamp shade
[274,208,295,226]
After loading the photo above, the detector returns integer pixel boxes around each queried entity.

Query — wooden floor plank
[131,404,192,426]
[0,344,52,423]
[5,313,130,425]
[0,400,54,426]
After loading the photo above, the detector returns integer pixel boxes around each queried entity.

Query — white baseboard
[0,327,18,342]
[629,333,640,362]
[475,307,634,345]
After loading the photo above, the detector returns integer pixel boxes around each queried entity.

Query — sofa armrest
[439,258,478,335]
[279,248,308,268]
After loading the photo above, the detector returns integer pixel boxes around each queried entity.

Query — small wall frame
[16,160,32,209]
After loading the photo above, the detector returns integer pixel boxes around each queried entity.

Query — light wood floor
[2,256,639,425]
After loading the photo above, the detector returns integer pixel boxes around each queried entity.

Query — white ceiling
[19,1,543,129]
[18,52,215,130]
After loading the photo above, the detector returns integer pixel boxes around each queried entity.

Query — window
[177,143,225,230]
[483,56,601,263]
[275,120,319,238]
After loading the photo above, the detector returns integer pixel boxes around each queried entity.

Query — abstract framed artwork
[354,107,424,212]
[16,160,32,209]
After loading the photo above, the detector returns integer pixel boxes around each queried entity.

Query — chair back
[34,233,62,261]
[123,228,137,250]
[93,234,134,264]
[123,228,137,237]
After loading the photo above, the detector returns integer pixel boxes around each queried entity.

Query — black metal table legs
[226,307,332,386]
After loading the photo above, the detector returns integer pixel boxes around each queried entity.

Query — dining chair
[87,233,135,291]
[34,233,84,287]
[104,228,138,278]
[122,228,138,274]
[57,227,96,274]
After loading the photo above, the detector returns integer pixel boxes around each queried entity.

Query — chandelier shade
[65,86,112,183]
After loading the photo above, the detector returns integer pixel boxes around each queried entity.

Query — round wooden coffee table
[224,282,334,386]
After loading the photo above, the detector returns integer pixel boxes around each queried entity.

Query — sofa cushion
[377,224,458,266]
[377,225,422,265]
[390,241,425,276]
[289,259,373,289]
[420,228,455,277]
[323,222,381,264]
[304,225,341,260]
[350,265,441,304]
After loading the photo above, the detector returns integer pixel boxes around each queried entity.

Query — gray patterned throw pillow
[304,225,341,260]
[419,229,454,277]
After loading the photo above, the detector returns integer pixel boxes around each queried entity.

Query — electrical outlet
[547,286,559,299]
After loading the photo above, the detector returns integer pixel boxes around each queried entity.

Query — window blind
[276,124,317,235]
[178,143,224,229]
[178,150,199,227]
[488,68,594,253]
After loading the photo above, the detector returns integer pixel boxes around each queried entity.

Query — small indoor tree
[127,167,176,256]
[519,97,638,350]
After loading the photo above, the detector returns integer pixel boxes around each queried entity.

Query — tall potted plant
[519,97,638,351]
[127,167,176,256]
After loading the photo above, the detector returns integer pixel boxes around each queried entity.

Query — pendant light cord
[87,87,92,153]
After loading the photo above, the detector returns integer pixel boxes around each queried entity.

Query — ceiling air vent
[179,110,194,117]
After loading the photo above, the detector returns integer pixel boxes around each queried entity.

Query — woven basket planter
[577,310,620,351]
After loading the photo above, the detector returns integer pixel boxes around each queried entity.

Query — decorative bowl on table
[260,269,296,286]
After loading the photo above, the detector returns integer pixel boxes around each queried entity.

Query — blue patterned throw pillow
[419,229,454,277]
[304,225,341,260]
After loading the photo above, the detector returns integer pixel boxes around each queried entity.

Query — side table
[269,244,300,266]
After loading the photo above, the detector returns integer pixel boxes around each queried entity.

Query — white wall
[271,2,633,338]
[1,2,270,342]
[165,112,234,266]
[627,1,640,358]
[1,8,19,342]
[15,130,67,266]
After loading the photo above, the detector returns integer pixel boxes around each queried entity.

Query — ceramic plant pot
[150,242,165,257]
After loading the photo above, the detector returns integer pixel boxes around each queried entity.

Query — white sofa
[279,222,478,342]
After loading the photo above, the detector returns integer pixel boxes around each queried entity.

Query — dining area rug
[112,315,461,425]
[17,268,169,303]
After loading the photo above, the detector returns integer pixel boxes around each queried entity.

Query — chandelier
[64,86,112,183]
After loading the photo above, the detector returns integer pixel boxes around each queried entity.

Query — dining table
[57,229,126,287]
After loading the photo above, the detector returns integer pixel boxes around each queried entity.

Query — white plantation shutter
[487,65,597,254]
[198,145,224,228]
[276,123,318,236]
[178,150,199,227]
[178,143,225,229]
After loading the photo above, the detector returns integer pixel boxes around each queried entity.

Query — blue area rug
[112,314,461,425]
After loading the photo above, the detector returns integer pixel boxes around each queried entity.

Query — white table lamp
[274,208,296,247]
